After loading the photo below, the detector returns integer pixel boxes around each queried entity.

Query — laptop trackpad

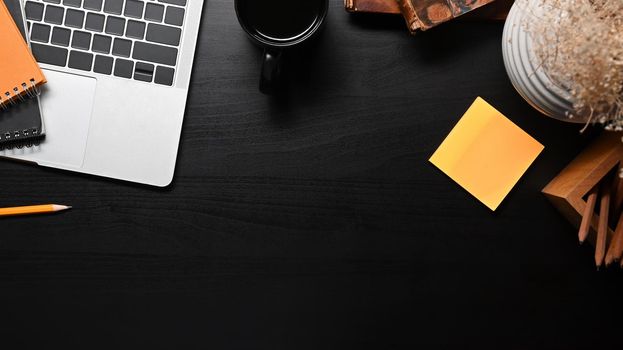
[5,70,96,169]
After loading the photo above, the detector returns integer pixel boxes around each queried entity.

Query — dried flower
[517,0,623,129]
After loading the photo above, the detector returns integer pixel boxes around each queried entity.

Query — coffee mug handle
[259,49,282,94]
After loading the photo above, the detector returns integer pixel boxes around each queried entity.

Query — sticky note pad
[429,97,544,211]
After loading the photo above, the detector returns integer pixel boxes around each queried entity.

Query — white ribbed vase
[502,2,586,123]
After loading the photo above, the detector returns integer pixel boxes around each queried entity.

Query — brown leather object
[398,0,497,32]
[345,0,513,21]
[344,0,400,14]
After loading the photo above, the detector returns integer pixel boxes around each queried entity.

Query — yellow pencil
[0,204,72,217]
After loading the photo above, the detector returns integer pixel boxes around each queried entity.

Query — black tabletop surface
[1,0,622,348]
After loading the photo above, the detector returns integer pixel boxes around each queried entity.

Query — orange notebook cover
[0,0,46,109]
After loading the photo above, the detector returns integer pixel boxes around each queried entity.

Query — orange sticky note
[429,97,544,211]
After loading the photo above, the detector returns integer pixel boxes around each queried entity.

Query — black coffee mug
[235,0,329,94]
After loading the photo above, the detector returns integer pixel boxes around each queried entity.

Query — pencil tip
[52,204,72,212]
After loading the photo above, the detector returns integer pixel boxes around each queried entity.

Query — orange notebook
[0,0,46,109]
[0,0,46,149]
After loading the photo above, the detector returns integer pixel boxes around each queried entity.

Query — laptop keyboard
[24,0,187,86]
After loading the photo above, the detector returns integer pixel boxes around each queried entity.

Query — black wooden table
[2,1,622,348]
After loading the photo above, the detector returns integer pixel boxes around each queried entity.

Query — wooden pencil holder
[543,132,623,267]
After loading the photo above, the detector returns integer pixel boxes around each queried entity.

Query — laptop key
[51,27,71,46]
[25,1,44,21]
[85,13,105,32]
[164,6,184,26]
[93,55,113,74]
[112,38,132,57]
[63,0,82,7]
[146,23,181,46]
[83,0,103,11]
[92,34,112,53]
[154,66,174,86]
[72,31,91,50]
[68,50,93,71]
[65,9,85,28]
[44,5,64,24]
[30,23,51,43]
[132,41,177,66]
[144,3,164,22]
[103,0,123,14]
[114,58,134,78]
[134,62,154,82]
[43,0,61,4]
[124,0,144,19]
[31,43,68,66]
[158,0,186,6]
[126,20,146,39]
[105,16,125,36]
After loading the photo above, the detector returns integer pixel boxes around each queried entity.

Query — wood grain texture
[0,0,622,348]
[543,133,623,249]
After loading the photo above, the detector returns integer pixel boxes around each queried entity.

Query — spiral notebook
[0,0,46,148]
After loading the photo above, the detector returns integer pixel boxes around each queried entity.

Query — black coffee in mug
[240,0,324,42]
[235,0,328,94]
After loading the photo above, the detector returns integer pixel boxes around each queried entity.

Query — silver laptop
[2,0,205,186]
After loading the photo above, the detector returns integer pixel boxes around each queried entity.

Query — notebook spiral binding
[0,78,40,111]
[0,78,43,149]
[0,127,41,150]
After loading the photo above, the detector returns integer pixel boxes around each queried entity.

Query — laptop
[2,0,205,186]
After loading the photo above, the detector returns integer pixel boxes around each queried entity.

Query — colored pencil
[579,186,599,243]
[0,204,71,217]
[611,171,623,217]
[605,212,623,266]
[595,181,611,268]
